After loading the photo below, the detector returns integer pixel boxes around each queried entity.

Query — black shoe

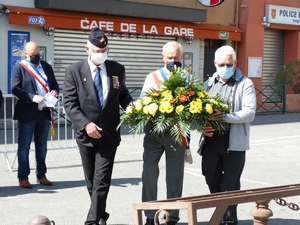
[145,218,159,225]
[99,218,107,225]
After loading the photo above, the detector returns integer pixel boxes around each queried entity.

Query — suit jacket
[63,59,133,148]
[11,60,59,122]
[0,90,3,109]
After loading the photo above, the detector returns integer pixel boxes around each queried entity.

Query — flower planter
[286,94,300,112]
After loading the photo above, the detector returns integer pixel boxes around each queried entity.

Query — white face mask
[89,51,108,65]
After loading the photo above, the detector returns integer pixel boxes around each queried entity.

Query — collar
[88,59,105,72]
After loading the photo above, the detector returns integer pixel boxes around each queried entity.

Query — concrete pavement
[0,113,299,225]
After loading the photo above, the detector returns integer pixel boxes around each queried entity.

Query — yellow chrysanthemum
[189,100,202,114]
[135,99,143,111]
[142,96,152,105]
[143,105,149,114]
[159,100,171,113]
[126,105,133,114]
[175,105,184,114]
[165,105,174,113]
[198,91,209,98]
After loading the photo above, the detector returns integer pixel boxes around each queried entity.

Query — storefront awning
[5,5,242,41]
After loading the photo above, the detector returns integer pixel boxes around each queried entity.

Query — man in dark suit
[63,27,133,225]
[12,41,59,188]
[0,89,3,108]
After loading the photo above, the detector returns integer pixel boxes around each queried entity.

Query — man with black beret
[63,27,133,225]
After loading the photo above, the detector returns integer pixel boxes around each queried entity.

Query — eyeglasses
[218,63,234,68]
[90,47,109,54]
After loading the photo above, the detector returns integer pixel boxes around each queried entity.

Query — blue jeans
[17,110,50,181]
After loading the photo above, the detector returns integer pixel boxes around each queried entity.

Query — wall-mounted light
[185,36,193,45]
[0,4,10,16]
[44,27,55,36]
[261,16,270,27]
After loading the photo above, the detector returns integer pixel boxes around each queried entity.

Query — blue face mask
[218,66,234,79]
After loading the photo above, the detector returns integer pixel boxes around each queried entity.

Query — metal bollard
[28,215,55,225]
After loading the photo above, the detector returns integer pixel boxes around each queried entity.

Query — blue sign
[7,31,30,93]
[28,16,46,26]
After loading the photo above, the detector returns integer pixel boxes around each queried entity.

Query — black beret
[88,27,108,48]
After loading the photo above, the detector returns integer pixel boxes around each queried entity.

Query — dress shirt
[88,60,109,106]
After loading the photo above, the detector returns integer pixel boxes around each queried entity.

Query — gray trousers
[142,124,185,222]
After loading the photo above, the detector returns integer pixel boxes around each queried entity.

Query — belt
[38,107,47,111]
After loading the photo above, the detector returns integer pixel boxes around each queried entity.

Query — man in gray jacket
[200,45,256,225]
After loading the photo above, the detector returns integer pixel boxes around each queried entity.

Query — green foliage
[274,59,300,94]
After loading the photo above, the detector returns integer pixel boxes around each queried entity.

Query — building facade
[1,0,241,97]
[1,0,299,110]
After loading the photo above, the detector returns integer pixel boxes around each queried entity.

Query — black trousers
[201,134,245,224]
[77,140,117,225]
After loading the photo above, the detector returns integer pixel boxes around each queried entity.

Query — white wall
[2,0,35,7]
[177,37,204,81]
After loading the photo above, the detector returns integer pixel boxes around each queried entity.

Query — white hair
[162,41,183,54]
[215,45,236,61]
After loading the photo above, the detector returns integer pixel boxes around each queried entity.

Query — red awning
[5,5,242,41]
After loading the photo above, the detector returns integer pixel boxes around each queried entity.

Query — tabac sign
[266,4,300,26]
[198,0,224,7]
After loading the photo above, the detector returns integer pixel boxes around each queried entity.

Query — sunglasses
[218,63,234,68]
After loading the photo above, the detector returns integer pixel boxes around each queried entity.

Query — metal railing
[255,84,286,114]
[0,94,77,172]
[0,85,286,171]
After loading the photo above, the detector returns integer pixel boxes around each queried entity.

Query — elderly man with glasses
[198,45,256,225]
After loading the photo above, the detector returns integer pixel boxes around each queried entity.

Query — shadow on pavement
[251,113,300,126]
[0,180,86,198]
[111,177,141,187]
[181,218,300,224]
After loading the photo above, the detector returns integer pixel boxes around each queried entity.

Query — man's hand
[202,124,214,137]
[50,90,58,98]
[209,109,223,121]
[84,122,102,139]
[33,95,45,104]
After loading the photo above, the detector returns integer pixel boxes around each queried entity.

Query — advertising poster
[8,31,30,93]
[248,57,262,78]
[183,52,193,73]
[39,46,47,61]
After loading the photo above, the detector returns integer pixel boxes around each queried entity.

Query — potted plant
[274,59,300,112]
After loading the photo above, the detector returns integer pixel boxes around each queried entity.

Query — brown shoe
[19,180,32,188]
[37,177,53,186]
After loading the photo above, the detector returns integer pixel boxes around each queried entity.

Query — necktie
[93,67,103,107]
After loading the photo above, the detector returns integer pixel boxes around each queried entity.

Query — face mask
[89,51,108,65]
[218,66,234,79]
[29,54,40,64]
[166,61,182,71]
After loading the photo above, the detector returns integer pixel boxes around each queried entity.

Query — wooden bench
[133,183,300,225]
